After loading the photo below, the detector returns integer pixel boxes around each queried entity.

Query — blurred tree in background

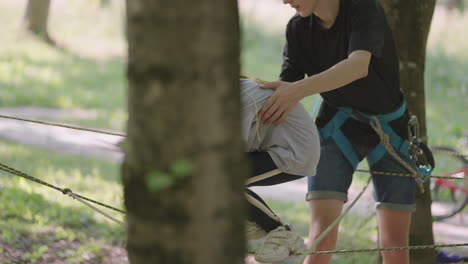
[381,0,437,263]
[445,0,466,11]
[23,0,54,43]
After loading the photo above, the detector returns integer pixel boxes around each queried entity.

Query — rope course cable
[0,114,126,137]
[0,162,126,221]
[305,243,468,256]
[355,169,463,180]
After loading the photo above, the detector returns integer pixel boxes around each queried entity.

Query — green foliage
[146,171,173,192]
[170,159,193,178]
[438,0,468,12]
[68,241,104,264]
[56,226,78,242]
[146,159,193,192]
[241,24,285,81]
[24,244,49,263]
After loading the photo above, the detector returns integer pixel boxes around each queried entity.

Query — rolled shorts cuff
[305,191,348,203]
[376,202,416,212]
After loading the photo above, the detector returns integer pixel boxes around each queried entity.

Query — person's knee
[306,230,336,249]
[377,208,411,248]
[306,199,342,247]
[379,231,408,247]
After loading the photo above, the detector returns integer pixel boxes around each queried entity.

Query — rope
[369,116,425,193]
[306,243,468,256]
[248,242,468,257]
[0,162,126,217]
[0,114,126,137]
[240,77,268,84]
[355,169,464,180]
[66,190,125,225]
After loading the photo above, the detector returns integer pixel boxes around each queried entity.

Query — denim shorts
[307,138,416,212]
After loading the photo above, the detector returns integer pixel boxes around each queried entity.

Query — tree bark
[24,0,52,42]
[123,0,245,264]
[380,1,437,263]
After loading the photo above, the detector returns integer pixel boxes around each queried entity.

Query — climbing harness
[317,100,437,193]
[318,101,409,169]
[309,96,323,119]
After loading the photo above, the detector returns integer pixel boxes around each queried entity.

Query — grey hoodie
[241,79,320,176]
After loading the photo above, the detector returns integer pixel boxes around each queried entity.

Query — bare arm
[258,50,372,124]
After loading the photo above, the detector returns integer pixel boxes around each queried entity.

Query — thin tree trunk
[380,1,437,263]
[23,0,53,43]
[446,0,458,10]
[123,0,245,264]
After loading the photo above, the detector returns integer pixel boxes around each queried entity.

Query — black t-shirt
[280,0,408,147]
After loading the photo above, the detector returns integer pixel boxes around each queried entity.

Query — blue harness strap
[319,102,409,169]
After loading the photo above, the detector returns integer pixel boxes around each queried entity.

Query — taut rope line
[0,114,126,137]
[0,162,126,224]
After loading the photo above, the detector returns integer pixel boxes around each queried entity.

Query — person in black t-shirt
[257,0,415,263]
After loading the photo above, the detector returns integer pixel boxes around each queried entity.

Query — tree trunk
[380,1,437,263]
[123,0,245,264]
[24,0,52,42]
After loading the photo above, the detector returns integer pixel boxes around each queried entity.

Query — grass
[0,138,125,263]
[0,0,127,131]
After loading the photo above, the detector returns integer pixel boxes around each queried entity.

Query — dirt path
[0,107,123,163]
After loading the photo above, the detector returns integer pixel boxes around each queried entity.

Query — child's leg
[304,138,357,264]
[245,151,310,263]
[370,151,415,264]
[246,151,302,232]
[376,208,411,264]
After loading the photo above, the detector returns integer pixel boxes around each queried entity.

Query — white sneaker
[254,226,307,263]
[246,221,268,240]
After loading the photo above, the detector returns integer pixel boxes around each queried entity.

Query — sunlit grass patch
[0,139,124,233]
[0,139,125,262]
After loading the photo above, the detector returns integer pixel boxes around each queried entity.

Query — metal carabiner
[407,115,419,141]
[406,115,435,182]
